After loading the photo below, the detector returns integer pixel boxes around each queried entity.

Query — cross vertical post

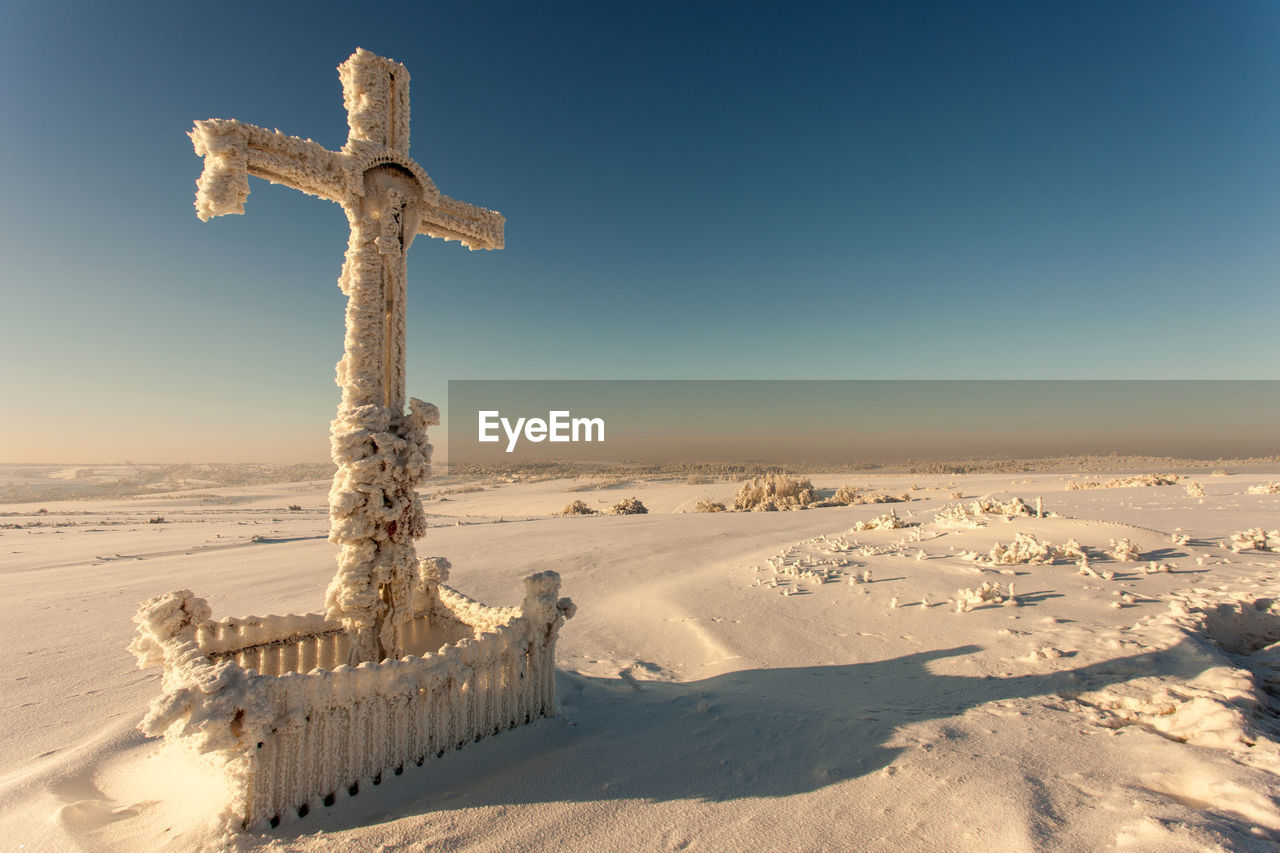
[190,49,504,664]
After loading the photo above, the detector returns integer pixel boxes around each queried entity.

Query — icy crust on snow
[130,573,575,829]
[1071,594,1280,768]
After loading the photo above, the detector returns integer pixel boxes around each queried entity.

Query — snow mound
[1072,594,1280,769]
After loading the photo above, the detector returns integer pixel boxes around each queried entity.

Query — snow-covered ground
[2,467,1279,851]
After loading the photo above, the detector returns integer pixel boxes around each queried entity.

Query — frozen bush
[1068,474,1180,490]
[693,497,727,513]
[1229,528,1280,552]
[1108,538,1141,561]
[933,502,984,528]
[851,510,908,531]
[832,484,861,504]
[988,533,1053,565]
[610,497,649,515]
[953,581,1012,612]
[559,500,598,516]
[734,474,817,512]
[972,496,1037,516]
[935,496,1045,528]
[1055,538,1087,561]
[1245,483,1280,495]
[827,485,908,506]
[1184,481,1205,497]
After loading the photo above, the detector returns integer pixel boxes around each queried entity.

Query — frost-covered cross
[190,49,503,664]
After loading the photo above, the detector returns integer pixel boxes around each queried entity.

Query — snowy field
[2,466,1280,851]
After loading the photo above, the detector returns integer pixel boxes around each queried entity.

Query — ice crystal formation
[130,50,574,831]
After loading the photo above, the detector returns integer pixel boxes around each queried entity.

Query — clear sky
[1,1,1277,463]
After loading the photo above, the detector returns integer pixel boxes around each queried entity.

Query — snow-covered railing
[130,569,574,829]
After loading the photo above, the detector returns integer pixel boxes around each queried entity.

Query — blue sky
[1,1,1277,462]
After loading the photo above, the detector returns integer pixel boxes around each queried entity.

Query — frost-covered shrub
[972,496,1036,516]
[828,485,908,506]
[1229,528,1280,552]
[953,581,1013,612]
[693,497,726,513]
[734,474,817,512]
[1246,483,1280,495]
[1108,538,1141,562]
[933,502,984,528]
[148,516,166,524]
[857,491,908,505]
[832,484,861,504]
[1055,538,1087,561]
[1184,481,1205,497]
[610,497,649,515]
[988,533,1053,565]
[559,500,598,516]
[1068,474,1180,490]
[686,473,714,485]
[851,511,907,531]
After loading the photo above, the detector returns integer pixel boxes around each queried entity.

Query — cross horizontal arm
[419,194,505,251]
[191,119,347,220]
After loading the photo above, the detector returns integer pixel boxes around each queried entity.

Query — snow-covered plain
[2,466,1279,851]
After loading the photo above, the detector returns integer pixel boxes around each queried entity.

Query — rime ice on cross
[190,49,504,665]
